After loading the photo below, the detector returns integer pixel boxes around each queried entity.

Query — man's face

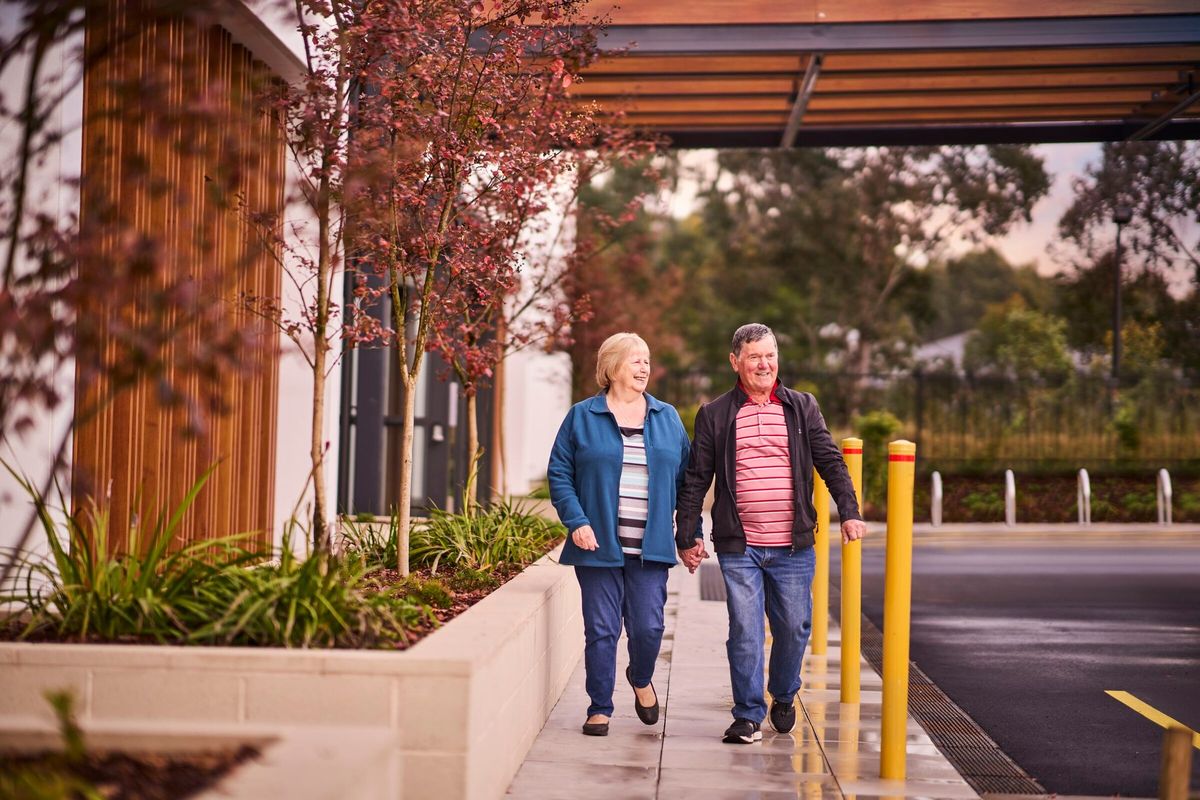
[730,336,778,396]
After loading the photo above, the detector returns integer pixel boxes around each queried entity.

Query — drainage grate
[850,605,1046,796]
[699,562,726,601]
[970,775,1051,795]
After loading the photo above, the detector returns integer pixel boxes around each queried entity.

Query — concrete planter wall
[0,546,583,800]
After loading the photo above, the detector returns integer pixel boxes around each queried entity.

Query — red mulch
[368,562,528,647]
[1,745,258,800]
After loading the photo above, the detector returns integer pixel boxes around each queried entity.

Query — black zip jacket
[674,381,862,554]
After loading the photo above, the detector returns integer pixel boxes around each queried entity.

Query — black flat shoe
[626,666,660,725]
[582,719,609,736]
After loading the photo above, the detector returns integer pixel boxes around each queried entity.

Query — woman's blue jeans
[574,557,670,717]
[717,545,816,723]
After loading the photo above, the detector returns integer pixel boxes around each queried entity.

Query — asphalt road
[834,531,1200,797]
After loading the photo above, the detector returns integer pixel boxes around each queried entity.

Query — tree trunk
[463,391,479,515]
[849,338,875,419]
[395,368,418,576]
[310,334,329,552]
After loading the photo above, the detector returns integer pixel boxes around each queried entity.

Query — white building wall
[500,174,577,497]
[0,17,83,561]
[503,350,572,496]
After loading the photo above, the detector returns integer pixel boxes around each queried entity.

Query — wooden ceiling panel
[591,96,792,113]
[583,55,807,77]
[817,67,1183,93]
[822,46,1200,73]
[623,113,792,126]
[571,77,797,97]
[802,105,1139,124]
[807,88,1157,111]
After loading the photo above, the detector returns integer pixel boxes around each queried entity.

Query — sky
[664,142,1147,282]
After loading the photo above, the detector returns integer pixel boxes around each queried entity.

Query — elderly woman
[547,332,697,737]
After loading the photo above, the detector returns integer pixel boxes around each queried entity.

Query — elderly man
[676,323,867,744]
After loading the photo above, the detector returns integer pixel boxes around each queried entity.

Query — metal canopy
[597,16,1200,54]
[572,2,1200,147]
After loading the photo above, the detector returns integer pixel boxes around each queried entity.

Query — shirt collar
[737,379,782,405]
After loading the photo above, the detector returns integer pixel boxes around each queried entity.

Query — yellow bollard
[840,437,863,704]
[1158,726,1193,800]
[881,439,917,780]
[812,469,830,656]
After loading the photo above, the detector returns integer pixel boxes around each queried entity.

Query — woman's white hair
[595,332,649,389]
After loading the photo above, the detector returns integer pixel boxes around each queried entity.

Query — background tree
[1059,141,1200,277]
[564,156,685,401]
[920,248,1055,341]
[963,296,1072,381]
[658,146,1049,405]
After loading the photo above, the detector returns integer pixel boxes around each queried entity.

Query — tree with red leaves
[258,0,648,575]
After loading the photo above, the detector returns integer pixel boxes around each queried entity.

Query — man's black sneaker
[722,718,762,744]
[769,700,796,734]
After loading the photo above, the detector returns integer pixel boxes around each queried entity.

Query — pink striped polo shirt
[734,393,794,547]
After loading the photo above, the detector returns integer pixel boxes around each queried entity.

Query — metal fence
[656,369,1200,470]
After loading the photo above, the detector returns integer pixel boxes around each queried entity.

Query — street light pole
[1112,205,1132,384]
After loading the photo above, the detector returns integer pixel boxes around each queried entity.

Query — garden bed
[1,742,258,800]
[0,543,583,800]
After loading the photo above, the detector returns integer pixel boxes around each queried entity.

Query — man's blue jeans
[718,545,816,723]
[574,557,670,717]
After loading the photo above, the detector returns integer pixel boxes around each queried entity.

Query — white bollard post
[1004,469,1016,527]
[931,471,943,528]
[1157,469,1173,526]
[1077,469,1091,527]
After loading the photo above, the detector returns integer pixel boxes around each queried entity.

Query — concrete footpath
[506,563,978,800]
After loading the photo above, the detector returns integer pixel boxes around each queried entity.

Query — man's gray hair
[731,323,776,356]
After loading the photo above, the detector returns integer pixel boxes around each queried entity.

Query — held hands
[571,525,599,551]
[841,518,868,544]
[679,541,709,574]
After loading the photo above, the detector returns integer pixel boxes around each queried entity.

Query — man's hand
[679,541,710,573]
[841,518,867,544]
[571,524,599,551]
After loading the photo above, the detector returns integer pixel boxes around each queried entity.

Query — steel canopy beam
[597,16,1200,55]
[781,54,823,148]
[1129,87,1200,140]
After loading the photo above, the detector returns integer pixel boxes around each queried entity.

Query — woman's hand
[572,524,599,551]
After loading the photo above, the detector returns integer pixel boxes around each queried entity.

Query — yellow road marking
[1106,691,1200,750]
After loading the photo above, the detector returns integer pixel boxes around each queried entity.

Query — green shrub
[3,465,430,649]
[339,514,397,568]
[1090,497,1115,520]
[401,576,452,609]
[412,499,565,574]
[527,484,551,500]
[446,567,501,593]
[1120,491,1157,516]
[1110,400,1140,457]
[0,691,103,800]
[3,464,259,643]
[853,409,903,509]
[962,490,1004,519]
[1178,493,1200,514]
[188,525,432,649]
[676,403,700,439]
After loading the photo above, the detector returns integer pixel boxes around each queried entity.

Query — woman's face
[613,345,651,395]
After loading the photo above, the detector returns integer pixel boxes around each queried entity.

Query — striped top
[734,399,795,547]
[617,426,649,555]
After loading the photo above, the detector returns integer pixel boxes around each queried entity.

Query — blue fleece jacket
[547,392,695,567]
